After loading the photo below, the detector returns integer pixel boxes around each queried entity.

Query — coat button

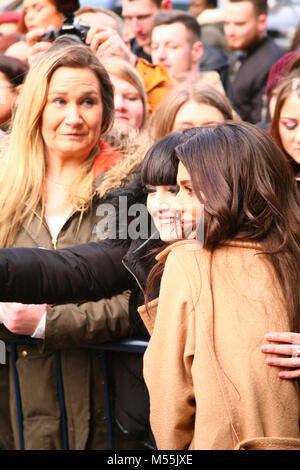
[21,350,28,358]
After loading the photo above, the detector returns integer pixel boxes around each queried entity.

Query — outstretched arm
[0,239,130,305]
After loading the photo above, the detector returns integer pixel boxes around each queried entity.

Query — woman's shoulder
[157,241,206,288]
[157,239,263,276]
[157,240,204,261]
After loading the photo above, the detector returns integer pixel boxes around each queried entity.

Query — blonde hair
[151,78,234,140]
[102,57,148,129]
[0,42,114,247]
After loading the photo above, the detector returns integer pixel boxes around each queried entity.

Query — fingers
[265,355,300,368]
[264,332,300,345]
[278,369,300,379]
[262,334,300,379]
[25,25,55,46]
[261,343,299,357]
[86,26,117,51]
[26,27,48,47]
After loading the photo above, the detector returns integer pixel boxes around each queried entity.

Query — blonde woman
[102,57,148,131]
[0,43,131,450]
[151,78,234,140]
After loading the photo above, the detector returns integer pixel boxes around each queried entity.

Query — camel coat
[139,240,300,450]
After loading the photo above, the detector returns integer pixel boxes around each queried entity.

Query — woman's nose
[295,125,300,142]
[114,93,127,110]
[173,191,184,211]
[64,105,83,125]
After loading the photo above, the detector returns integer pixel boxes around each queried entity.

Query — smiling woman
[142,123,300,450]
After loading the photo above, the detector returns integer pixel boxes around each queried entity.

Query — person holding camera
[23,1,174,113]
[5,0,64,63]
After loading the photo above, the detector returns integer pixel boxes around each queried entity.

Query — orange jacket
[93,139,123,178]
[136,59,176,112]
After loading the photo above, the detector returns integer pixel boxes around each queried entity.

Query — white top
[45,214,70,242]
[31,213,70,339]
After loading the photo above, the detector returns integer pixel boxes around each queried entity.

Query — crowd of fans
[0,0,299,451]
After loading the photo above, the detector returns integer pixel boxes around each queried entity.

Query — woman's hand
[0,302,47,336]
[261,332,300,379]
[25,27,53,65]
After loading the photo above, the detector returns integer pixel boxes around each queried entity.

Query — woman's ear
[14,84,23,106]
[15,84,23,95]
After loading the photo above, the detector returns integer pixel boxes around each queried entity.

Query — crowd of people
[0,0,299,451]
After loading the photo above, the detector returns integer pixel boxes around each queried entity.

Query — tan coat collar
[156,239,261,263]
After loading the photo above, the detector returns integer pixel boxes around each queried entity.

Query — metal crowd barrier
[5,337,148,450]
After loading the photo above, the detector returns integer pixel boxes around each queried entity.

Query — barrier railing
[3,337,148,450]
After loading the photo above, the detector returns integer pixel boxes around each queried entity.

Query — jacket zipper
[40,211,77,251]
[121,259,145,296]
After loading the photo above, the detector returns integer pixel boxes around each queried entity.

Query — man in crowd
[150,11,203,79]
[224,0,283,123]
[150,10,227,90]
[122,0,172,61]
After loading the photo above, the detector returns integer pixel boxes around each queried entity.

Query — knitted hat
[265,51,300,101]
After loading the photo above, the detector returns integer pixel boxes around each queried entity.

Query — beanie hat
[265,51,300,101]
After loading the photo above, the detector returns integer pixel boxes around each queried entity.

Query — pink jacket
[139,240,300,450]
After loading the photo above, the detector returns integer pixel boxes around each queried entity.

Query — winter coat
[138,240,300,450]
[0,143,132,450]
[228,36,283,123]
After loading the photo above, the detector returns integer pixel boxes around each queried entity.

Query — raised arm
[0,239,131,305]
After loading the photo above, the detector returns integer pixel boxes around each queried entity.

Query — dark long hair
[141,132,181,187]
[175,122,300,329]
[270,70,300,176]
[141,132,182,302]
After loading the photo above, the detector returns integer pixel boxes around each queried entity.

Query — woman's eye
[125,95,139,102]
[185,186,194,195]
[169,186,179,194]
[144,186,156,194]
[281,120,297,130]
[53,98,65,105]
[82,98,95,106]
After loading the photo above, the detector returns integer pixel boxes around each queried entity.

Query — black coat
[228,36,283,123]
